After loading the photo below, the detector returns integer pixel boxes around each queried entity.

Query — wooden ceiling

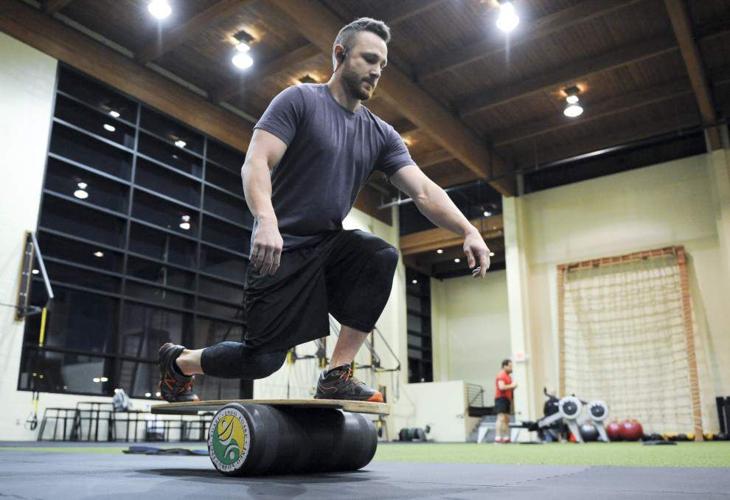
[4,0,729,278]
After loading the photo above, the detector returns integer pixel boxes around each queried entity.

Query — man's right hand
[250,218,283,276]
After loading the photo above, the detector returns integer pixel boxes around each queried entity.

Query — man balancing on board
[158,17,492,403]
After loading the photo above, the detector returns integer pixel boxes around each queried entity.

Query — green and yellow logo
[208,407,249,472]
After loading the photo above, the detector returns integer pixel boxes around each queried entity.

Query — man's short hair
[501,359,512,368]
[332,17,391,69]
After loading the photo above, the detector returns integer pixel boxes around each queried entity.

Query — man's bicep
[246,129,288,170]
[497,380,506,390]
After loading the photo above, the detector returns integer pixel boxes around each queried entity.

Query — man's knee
[370,245,398,275]
[241,349,287,379]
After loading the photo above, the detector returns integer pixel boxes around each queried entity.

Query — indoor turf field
[1,441,728,499]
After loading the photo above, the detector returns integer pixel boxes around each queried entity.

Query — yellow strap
[39,307,48,347]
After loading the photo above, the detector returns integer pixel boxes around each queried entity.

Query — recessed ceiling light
[145,392,152,398]
[454,258,461,263]
[411,279,418,284]
[32,269,40,275]
[74,182,89,200]
[496,1,519,33]
[108,110,120,118]
[483,210,492,217]
[92,377,101,383]
[436,249,444,254]
[103,123,116,132]
[93,251,104,258]
[489,252,495,257]
[174,139,187,148]
[148,0,171,20]
[179,214,191,230]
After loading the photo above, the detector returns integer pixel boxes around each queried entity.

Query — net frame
[557,246,703,440]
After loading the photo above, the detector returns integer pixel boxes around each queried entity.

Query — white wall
[0,32,58,440]
[431,271,511,402]
[507,154,728,431]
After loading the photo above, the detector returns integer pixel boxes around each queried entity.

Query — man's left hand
[463,230,491,279]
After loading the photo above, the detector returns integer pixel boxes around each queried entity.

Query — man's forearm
[241,159,277,223]
[412,179,478,237]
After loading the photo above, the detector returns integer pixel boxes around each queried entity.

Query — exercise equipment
[606,421,623,441]
[523,389,609,443]
[619,420,643,441]
[579,423,599,442]
[152,398,388,476]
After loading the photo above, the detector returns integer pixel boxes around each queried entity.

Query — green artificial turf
[373,442,730,468]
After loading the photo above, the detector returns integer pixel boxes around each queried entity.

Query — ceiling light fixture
[232,30,254,70]
[148,0,171,20]
[298,74,317,84]
[436,249,444,254]
[74,181,89,200]
[32,269,40,275]
[103,123,116,132]
[496,1,519,33]
[108,110,120,118]
[483,210,492,217]
[174,139,187,148]
[489,251,495,257]
[179,214,191,231]
[411,279,418,284]
[454,258,461,263]
[94,251,104,258]
[563,86,584,118]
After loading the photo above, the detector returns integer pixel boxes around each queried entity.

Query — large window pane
[19,348,111,395]
[118,360,158,399]
[129,222,197,268]
[138,133,202,177]
[38,231,123,273]
[202,215,249,254]
[204,188,251,227]
[126,282,194,310]
[198,276,243,305]
[120,303,192,358]
[140,107,204,156]
[24,286,117,353]
[127,256,195,289]
[136,158,200,207]
[57,69,137,124]
[55,94,135,149]
[206,162,240,193]
[44,260,121,293]
[200,245,246,282]
[40,195,126,247]
[206,140,244,172]
[46,158,129,214]
[49,124,132,180]
[132,190,198,236]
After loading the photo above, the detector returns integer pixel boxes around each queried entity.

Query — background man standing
[494,359,517,443]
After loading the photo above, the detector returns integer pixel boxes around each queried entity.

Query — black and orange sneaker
[158,343,199,402]
[314,364,383,402]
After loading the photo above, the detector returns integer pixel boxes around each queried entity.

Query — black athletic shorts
[494,397,512,414]
[243,229,399,352]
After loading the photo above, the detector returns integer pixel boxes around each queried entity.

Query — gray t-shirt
[252,83,413,250]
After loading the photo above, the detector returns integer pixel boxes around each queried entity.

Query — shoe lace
[338,366,365,386]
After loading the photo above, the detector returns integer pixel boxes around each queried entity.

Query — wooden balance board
[151,398,390,416]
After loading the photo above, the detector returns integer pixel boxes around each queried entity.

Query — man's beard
[342,67,372,101]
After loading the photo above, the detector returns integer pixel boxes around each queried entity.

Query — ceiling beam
[493,79,693,146]
[267,0,515,196]
[211,44,322,103]
[414,149,455,169]
[43,0,75,15]
[400,216,504,256]
[0,0,251,151]
[136,0,248,65]
[514,111,701,170]
[458,36,678,119]
[377,0,450,25]
[663,0,722,149]
[416,0,642,81]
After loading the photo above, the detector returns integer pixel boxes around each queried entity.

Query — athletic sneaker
[314,364,384,402]
[158,343,199,402]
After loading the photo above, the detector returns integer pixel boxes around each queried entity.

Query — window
[406,268,433,383]
[21,65,253,399]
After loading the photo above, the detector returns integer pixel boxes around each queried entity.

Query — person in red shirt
[494,359,517,443]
